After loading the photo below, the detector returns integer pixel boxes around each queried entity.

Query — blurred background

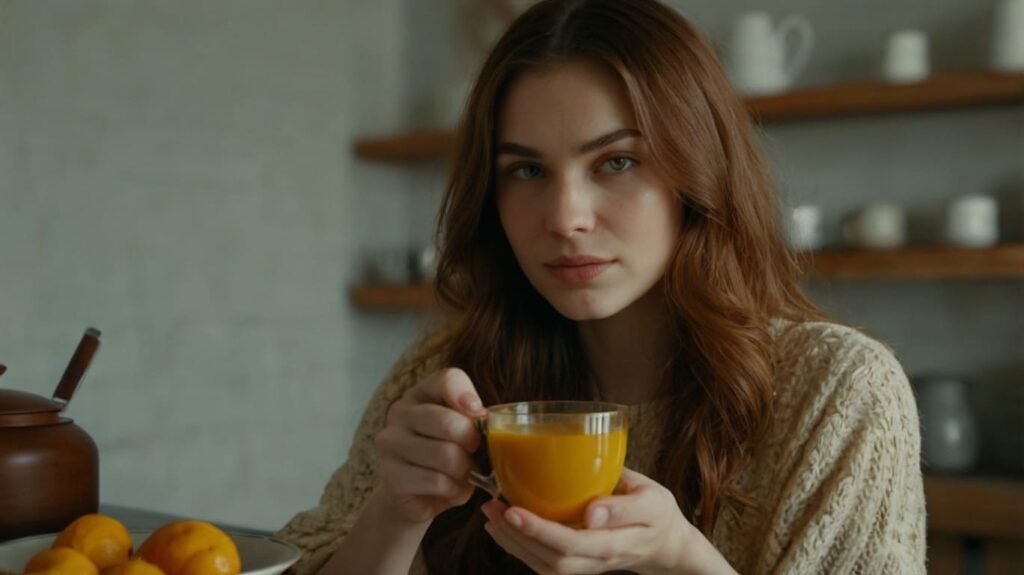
[0,0,1021,572]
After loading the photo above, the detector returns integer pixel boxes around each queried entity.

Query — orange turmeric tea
[487,422,627,525]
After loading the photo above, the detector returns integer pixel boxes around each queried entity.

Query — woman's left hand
[480,468,736,575]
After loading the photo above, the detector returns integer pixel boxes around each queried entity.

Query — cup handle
[469,417,500,499]
[469,469,501,499]
[778,15,814,85]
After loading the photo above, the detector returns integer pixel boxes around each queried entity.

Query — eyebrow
[496,128,642,159]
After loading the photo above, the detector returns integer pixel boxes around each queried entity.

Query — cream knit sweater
[276,320,927,574]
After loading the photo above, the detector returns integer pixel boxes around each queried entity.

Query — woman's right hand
[373,367,487,524]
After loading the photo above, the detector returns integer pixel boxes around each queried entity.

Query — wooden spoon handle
[53,327,101,405]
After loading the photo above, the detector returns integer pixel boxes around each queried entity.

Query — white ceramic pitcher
[728,11,814,95]
[993,0,1024,71]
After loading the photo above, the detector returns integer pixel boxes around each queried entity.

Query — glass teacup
[470,401,629,525]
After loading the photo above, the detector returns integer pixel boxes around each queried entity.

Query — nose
[544,172,595,238]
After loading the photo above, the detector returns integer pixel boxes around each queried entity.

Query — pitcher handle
[778,15,814,86]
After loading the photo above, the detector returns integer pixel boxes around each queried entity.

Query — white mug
[412,245,438,282]
[786,204,824,252]
[728,12,814,96]
[883,30,930,83]
[945,195,999,247]
[993,0,1024,71]
[842,202,907,250]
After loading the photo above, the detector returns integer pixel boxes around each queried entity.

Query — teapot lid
[0,389,64,427]
[0,329,98,427]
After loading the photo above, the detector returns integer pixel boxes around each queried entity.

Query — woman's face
[496,59,681,321]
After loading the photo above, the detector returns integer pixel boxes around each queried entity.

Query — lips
[543,256,615,283]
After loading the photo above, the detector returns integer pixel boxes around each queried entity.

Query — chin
[543,289,629,321]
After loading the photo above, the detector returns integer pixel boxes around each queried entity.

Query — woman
[277,0,926,573]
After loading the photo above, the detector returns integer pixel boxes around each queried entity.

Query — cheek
[606,185,680,241]
[497,193,530,252]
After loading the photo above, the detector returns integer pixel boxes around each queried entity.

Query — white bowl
[0,531,300,575]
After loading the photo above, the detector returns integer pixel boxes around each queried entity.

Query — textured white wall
[0,0,434,528]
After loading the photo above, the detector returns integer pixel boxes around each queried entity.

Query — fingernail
[588,506,608,528]
[480,502,496,520]
[505,510,523,529]
[461,394,483,412]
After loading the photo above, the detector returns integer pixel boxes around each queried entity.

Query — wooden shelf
[924,475,1024,539]
[807,244,1024,280]
[354,131,455,162]
[354,71,1024,160]
[749,70,1024,122]
[350,245,1024,309]
[349,282,438,309]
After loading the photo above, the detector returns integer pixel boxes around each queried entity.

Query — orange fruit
[52,514,133,570]
[135,521,240,575]
[22,548,98,575]
[100,560,165,575]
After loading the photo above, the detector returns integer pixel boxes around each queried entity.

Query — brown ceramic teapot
[0,328,101,541]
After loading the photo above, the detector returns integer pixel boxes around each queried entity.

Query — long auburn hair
[416,0,823,571]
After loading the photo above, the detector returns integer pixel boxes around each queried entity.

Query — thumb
[414,367,487,417]
[584,468,657,529]
[613,467,650,493]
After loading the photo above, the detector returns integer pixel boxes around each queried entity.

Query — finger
[614,467,649,492]
[484,521,553,574]
[389,402,481,452]
[482,504,561,574]
[492,510,611,574]
[378,456,467,501]
[480,498,509,519]
[374,426,474,481]
[409,368,486,417]
[505,506,642,562]
[604,466,649,496]
[585,468,663,529]
[448,482,476,507]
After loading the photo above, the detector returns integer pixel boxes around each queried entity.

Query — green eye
[512,165,544,179]
[600,157,636,173]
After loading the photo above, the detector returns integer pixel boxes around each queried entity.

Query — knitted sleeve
[274,334,444,575]
[749,324,927,574]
